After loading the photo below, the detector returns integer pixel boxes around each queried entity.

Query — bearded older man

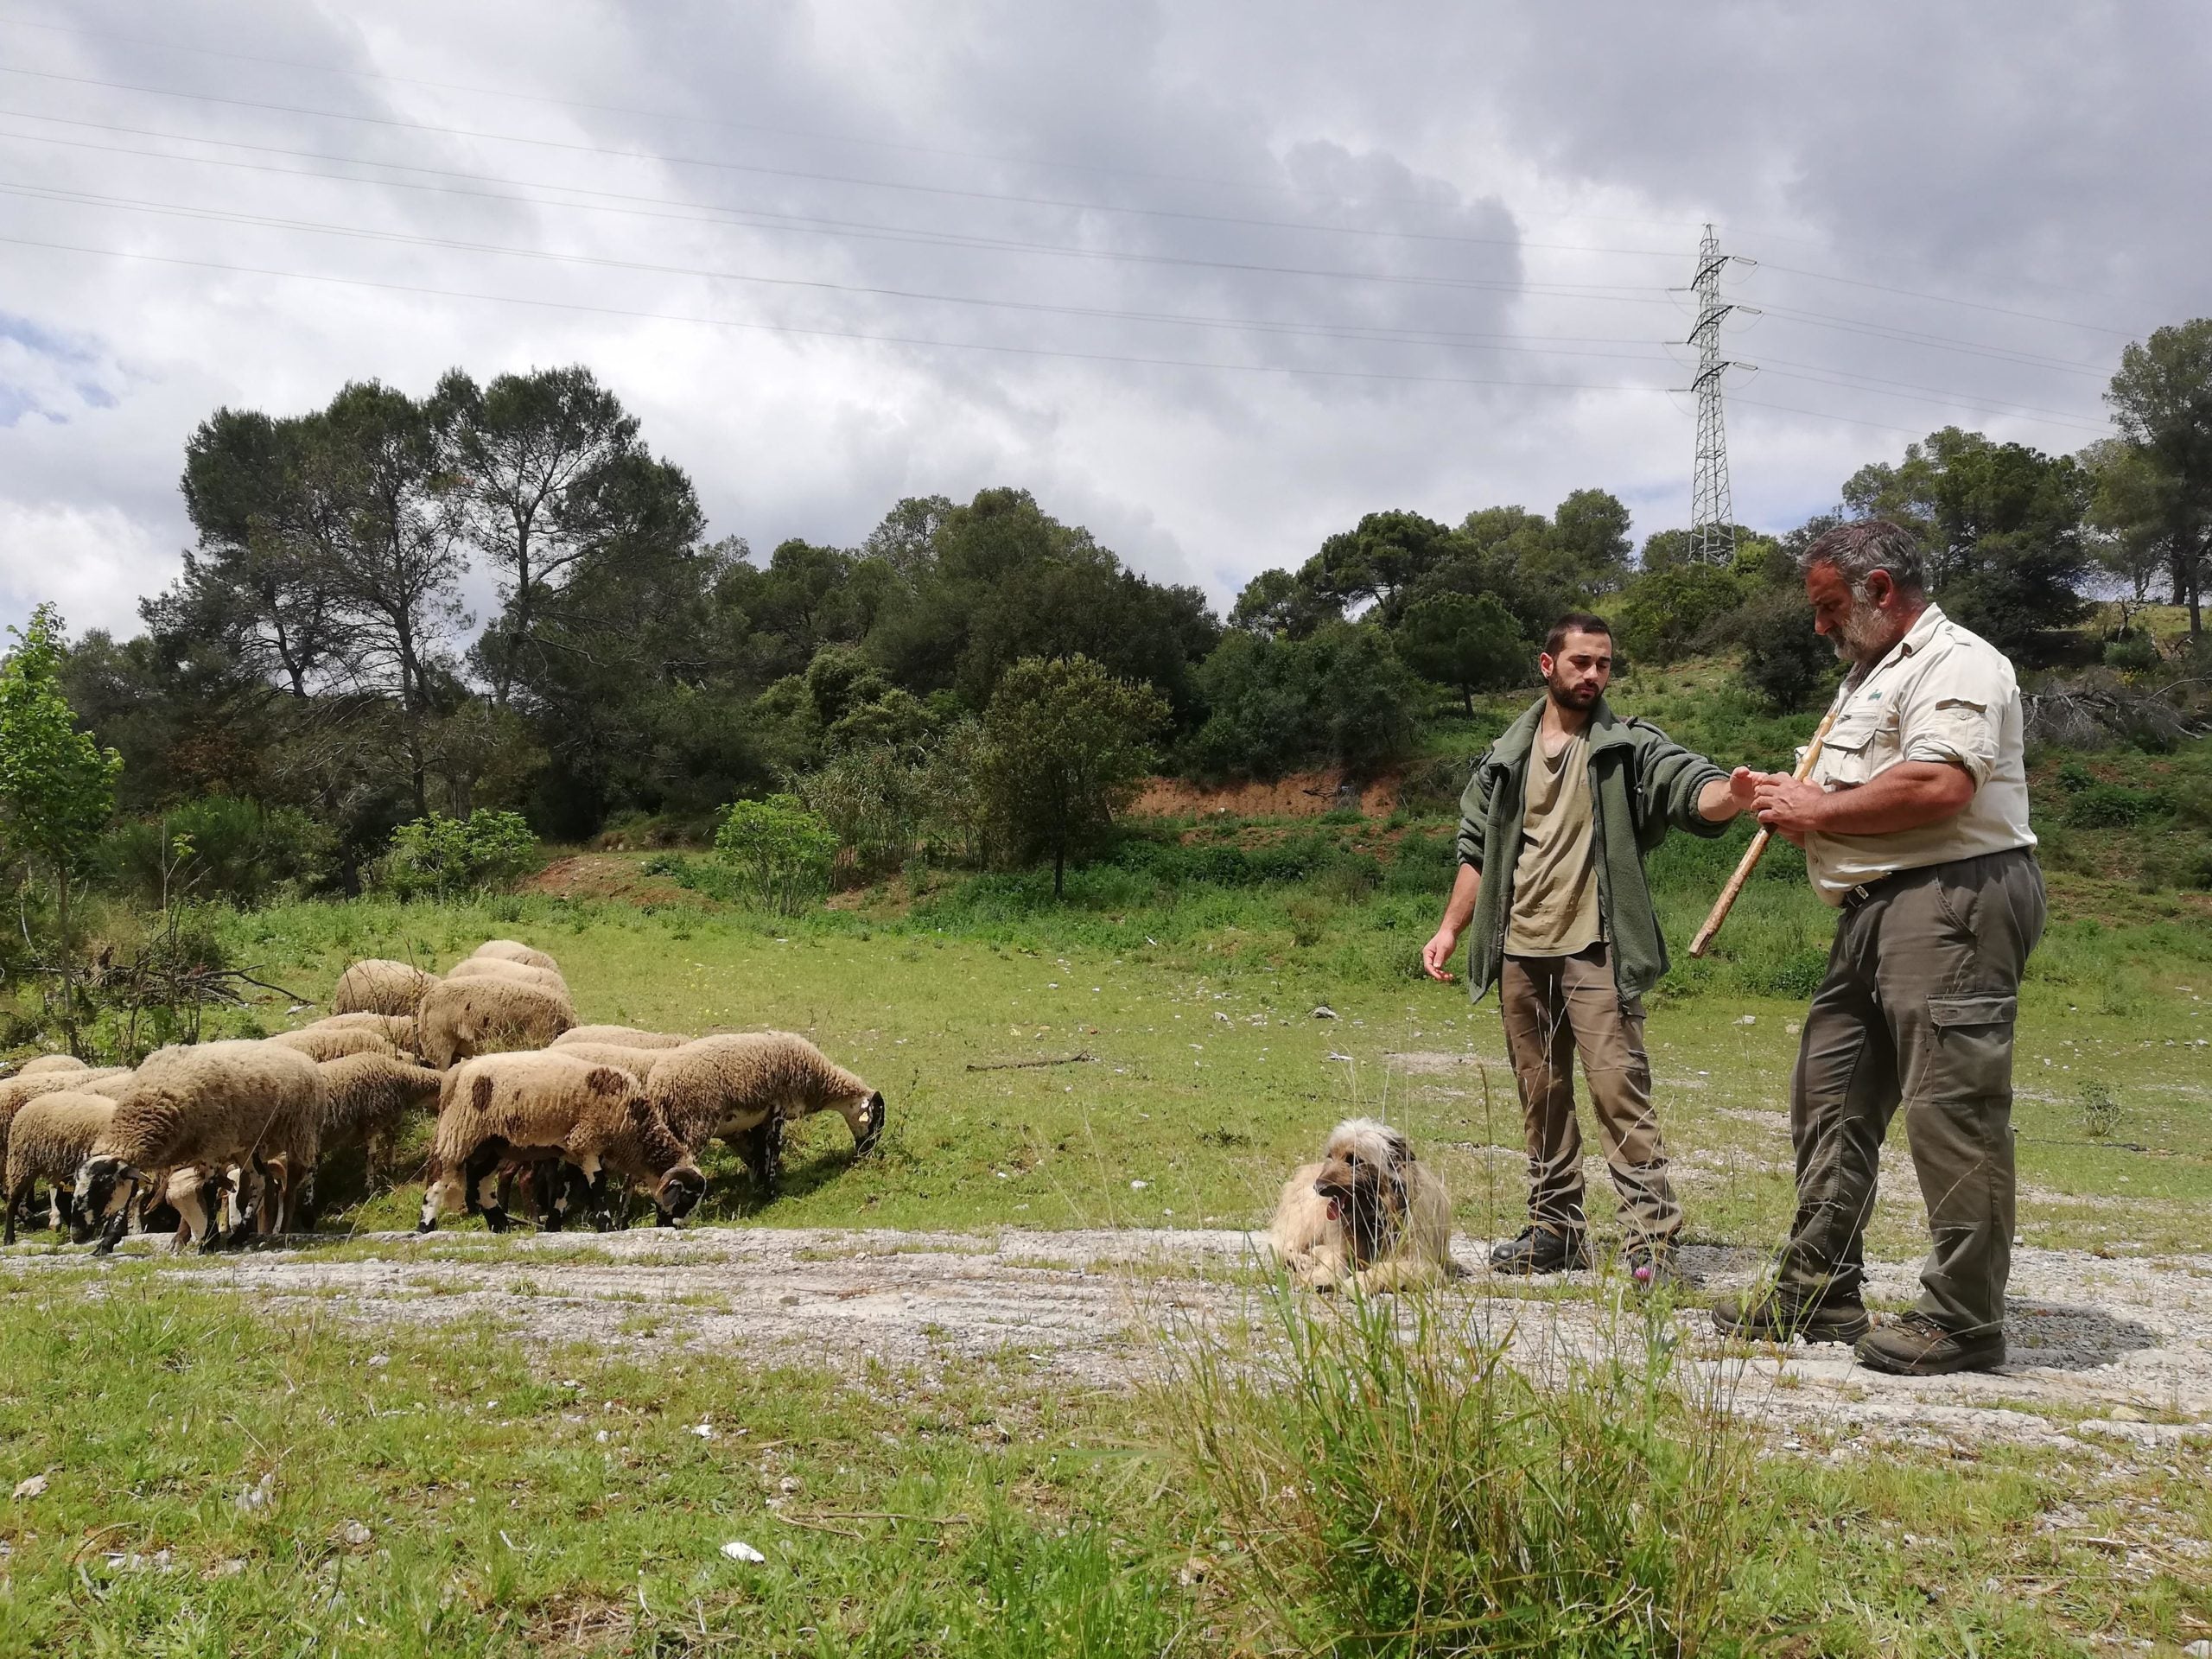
[1712,520,2044,1376]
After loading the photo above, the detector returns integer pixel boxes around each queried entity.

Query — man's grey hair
[1796,519,1926,596]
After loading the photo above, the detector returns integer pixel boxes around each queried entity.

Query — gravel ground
[14,1224,2209,1452]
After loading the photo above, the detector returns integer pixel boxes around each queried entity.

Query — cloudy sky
[1,1,2203,639]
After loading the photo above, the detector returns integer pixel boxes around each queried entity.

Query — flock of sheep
[0,939,885,1253]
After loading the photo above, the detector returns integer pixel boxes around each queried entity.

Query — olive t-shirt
[1505,729,1602,957]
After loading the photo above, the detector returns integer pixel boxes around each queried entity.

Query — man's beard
[1831,597,1897,666]
[1547,677,1600,709]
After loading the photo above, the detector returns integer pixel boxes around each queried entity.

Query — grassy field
[4,648,2210,1652]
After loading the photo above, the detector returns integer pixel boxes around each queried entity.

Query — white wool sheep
[5,1091,116,1244]
[444,957,569,997]
[543,1042,662,1077]
[1268,1118,1454,1294]
[642,1032,885,1200]
[416,977,576,1070]
[75,1039,328,1253]
[470,939,561,973]
[315,1052,443,1189]
[16,1054,90,1077]
[553,1025,688,1052]
[308,1012,418,1050]
[0,1066,130,1192]
[331,958,440,1018]
[268,1026,398,1064]
[421,1050,702,1232]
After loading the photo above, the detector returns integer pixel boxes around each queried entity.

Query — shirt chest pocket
[1817,707,1899,788]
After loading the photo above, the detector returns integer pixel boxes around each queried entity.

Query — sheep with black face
[1268,1117,1454,1294]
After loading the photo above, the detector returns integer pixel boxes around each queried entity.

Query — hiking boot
[1489,1226,1589,1275]
[1625,1240,1677,1289]
[1854,1312,2005,1376]
[1709,1284,1871,1345]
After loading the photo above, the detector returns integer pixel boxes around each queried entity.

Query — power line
[0,61,1694,263]
[0,15,2154,329]
[0,176,1692,362]
[0,232,2083,442]
[1687,226,1748,563]
[0,110,2130,381]
[0,179,2121,433]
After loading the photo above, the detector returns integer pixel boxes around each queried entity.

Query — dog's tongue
[1325,1198,1340,1222]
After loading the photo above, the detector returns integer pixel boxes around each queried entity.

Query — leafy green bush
[2103,633,2161,672]
[2056,760,2097,792]
[374,810,539,900]
[1182,623,1421,781]
[103,796,334,907]
[1617,565,1744,667]
[713,794,838,913]
[1726,586,1837,713]
[2067,782,2167,827]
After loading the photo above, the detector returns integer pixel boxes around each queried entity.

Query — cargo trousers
[1498,943,1681,1245]
[1777,848,2045,1336]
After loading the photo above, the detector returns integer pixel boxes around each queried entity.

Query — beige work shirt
[1506,728,1604,955]
[1800,603,2035,904]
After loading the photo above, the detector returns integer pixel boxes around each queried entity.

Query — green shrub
[2056,760,2096,792]
[2103,633,2161,672]
[2066,782,2167,827]
[374,810,538,900]
[102,796,334,907]
[713,793,838,914]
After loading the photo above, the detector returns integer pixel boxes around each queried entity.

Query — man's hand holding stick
[1688,706,1841,958]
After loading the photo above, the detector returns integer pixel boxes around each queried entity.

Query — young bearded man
[1711,520,2043,1376]
[1422,614,1754,1285]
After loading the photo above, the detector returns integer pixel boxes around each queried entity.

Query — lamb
[553,1025,688,1052]
[308,1012,418,1051]
[470,939,561,974]
[267,1026,398,1063]
[1268,1118,1455,1294]
[331,958,439,1018]
[16,1054,90,1077]
[5,1092,116,1244]
[641,1032,885,1200]
[444,957,569,997]
[73,1039,328,1253]
[416,976,576,1070]
[419,1051,702,1233]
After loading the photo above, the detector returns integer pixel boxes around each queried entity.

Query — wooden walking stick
[1688,704,1841,958]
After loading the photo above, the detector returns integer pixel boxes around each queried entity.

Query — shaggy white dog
[1268,1116,1454,1293]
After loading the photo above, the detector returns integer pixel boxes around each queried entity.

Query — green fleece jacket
[1456,696,1729,1003]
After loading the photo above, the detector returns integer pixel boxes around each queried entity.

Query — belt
[1840,875,1892,909]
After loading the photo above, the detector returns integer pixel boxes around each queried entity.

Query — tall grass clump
[1159,1286,1758,1656]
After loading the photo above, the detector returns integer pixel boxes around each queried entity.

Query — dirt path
[22,1227,2212,1451]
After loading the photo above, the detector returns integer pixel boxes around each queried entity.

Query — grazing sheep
[267,1026,397,1064]
[420,1052,702,1233]
[308,1012,418,1051]
[471,939,561,973]
[416,977,576,1070]
[553,1025,688,1052]
[331,958,439,1018]
[315,1051,443,1190]
[16,1055,90,1078]
[156,1165,232,1250]
[444,957,569,997]
[0,1067,130,1195]
[1268,1118,1454,1294]
[73,1040,328,1254]
[546,1042,664,1077]
[643,1032,885,1200]
[5,1092,116,1245]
